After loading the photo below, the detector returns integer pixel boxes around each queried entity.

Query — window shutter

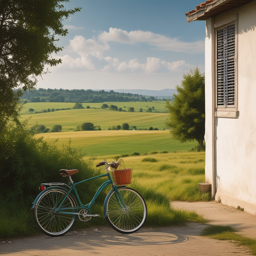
[216,23,235,106]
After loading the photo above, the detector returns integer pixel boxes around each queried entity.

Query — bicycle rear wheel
[106,187,147,233]
[33,188,76,236]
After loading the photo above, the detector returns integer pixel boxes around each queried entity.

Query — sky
[37,0,206,91]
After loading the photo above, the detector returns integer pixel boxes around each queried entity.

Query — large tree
[166,67,205,150]
[0,0,80,129]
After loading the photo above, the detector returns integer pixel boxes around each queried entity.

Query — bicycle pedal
[90,214,100,218]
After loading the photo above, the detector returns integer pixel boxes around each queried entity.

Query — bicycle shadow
[0,224,210,255]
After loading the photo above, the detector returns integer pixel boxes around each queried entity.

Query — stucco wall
[205,0,256,213]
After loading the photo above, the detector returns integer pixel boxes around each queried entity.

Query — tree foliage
[0,0,80,128]
[73,102,84,109]
[81,122,94,131]
[166,68,205,150]
[122,123,129,130]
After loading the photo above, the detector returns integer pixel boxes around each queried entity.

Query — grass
[20,101,168,114]
[34,130,197,156]
[20,103,169,131]
[201,225,256,255]
[90,151,210,202]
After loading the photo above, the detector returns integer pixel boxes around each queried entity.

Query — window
[215,17,238,118]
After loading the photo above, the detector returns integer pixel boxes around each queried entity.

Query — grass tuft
[201,225,256,255]
[142,157,158,162]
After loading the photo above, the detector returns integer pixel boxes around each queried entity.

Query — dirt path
[0,224,251,255]
[2,201,256,255]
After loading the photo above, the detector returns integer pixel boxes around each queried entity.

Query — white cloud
[98,27,204,53]
[64,25,84,30]
[162,60,185,71]
[103,56,185,73]
[69,35,109,58]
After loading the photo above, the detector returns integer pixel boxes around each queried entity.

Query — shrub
[101,104,109,109]
[0,122,102,238]
[73,102,84,109]
[148,127,153,130]
[81,122,94,131]
[117,125,121,130]
[30,124,49,133]
[118,108,122,111]
[147,107,152,112]
[109,105,118,111]
[132,152,140,156]
[86,106,90,109]
[29,108,34,112]
[154,128,159,130]
[159,164,177,171]
[128,107,134,112]
[142,157,158,162]
[51,125,62,132]
[122,123,129,130]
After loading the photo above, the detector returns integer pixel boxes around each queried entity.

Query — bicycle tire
[33,188,76,236]
[105,187,147,233]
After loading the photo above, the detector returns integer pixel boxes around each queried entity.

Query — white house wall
[205,0,256,213]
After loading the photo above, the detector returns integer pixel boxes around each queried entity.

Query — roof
[186,0,254,23]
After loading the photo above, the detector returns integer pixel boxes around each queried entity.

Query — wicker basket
[113,169,132,185]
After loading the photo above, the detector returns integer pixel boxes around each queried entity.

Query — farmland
[20,102,169,131]
[35,130,196,156]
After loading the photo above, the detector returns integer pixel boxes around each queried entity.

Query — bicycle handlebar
[96,160,119,169]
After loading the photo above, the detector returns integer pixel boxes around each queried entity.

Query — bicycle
[31,159,147,236]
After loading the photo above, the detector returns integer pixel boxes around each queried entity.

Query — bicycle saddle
[59,169,79,177]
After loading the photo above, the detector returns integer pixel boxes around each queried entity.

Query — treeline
[20,88,159,103]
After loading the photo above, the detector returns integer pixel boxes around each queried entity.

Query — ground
[1,201,255,255]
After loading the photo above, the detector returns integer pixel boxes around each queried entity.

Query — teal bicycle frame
[32,170,127,219]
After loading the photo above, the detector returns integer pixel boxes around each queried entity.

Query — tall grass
[0,121,103,239]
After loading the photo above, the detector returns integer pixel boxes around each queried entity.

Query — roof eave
[186,0,254,23]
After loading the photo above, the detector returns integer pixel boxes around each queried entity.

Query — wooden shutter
[216,23,235,107]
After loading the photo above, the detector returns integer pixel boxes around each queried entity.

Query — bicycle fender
[31,186,71,209]
[103,186,125,218]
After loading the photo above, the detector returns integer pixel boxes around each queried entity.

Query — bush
[0,122,102,238]
[81,122,94,131]
[117,125,121,130]
[142,157,158,162]
[29,108,34,112]
[73,102,84,109]
[118,108,122,111]
[86,106,90,109]
[109,105,118,111]
[148,127,153,130]
[128,107,134,112]
[51,125,62,132]
[101,104,109,109]
[30,124,49,133]
[122,123,129,130]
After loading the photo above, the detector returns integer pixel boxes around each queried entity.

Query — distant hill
[114,89,176,98]
[20,88,159,103]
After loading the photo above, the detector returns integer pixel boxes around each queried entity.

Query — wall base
[216,191,256,215]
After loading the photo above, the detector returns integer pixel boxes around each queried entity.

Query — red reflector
[39,186,46,191]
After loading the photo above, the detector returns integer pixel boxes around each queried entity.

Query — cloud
[103,56,185,73]
[98,27,204,53]
[64,25,84,30]
[69,35,109,58]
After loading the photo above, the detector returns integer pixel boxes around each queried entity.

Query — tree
[109,105,118,111]
[101,104,109,109]
[166,67,205,150]
[73,102,84,109]
[0,1,81,129]
[122,123,129,130]
[51,125,62,132]
[81,122,94,131]
[128,107,134,112]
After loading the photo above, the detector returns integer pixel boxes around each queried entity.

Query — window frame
[214,15,238,118]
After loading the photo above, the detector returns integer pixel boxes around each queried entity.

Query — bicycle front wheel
[33,188,76,236]
[106,187,147,233]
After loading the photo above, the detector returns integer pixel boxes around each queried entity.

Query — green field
[20,101,168,114]
[21,108,169,131]
[36,130,196,156]
[89,151,208,202]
